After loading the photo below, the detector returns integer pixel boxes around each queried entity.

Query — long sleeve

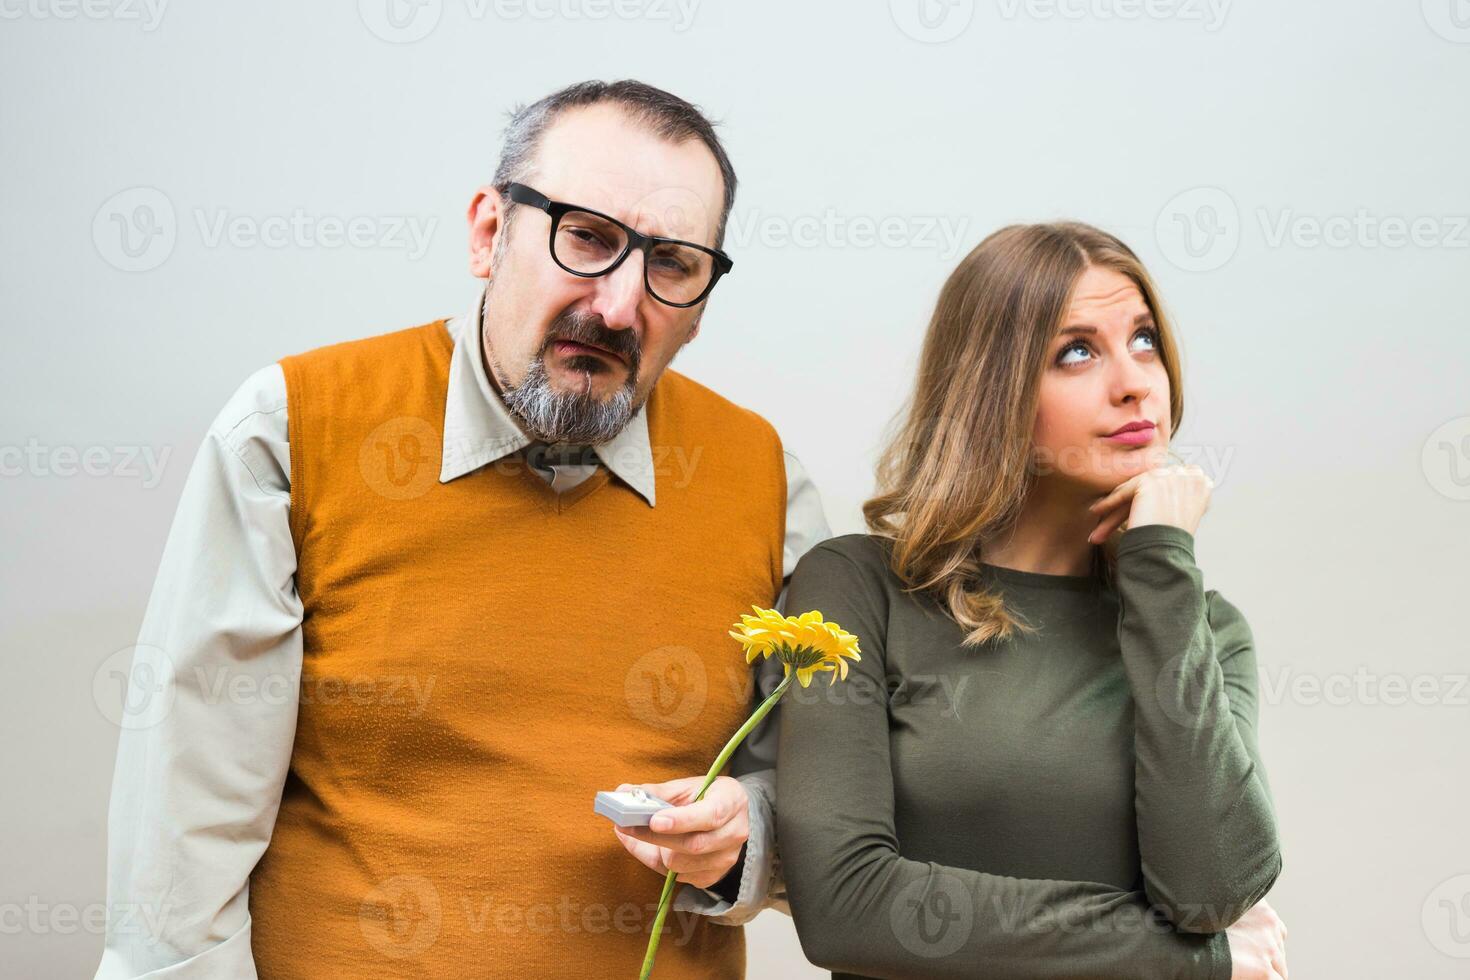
[1114,523,1283,933]
[673,448,830,924]
[94,366,299,979]
[777,542,1230,980]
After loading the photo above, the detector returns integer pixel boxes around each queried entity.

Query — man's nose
[589,250,647,332]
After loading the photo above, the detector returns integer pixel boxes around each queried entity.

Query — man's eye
[651,255,691,275]
[566,227,610,248]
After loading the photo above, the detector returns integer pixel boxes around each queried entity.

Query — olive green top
[776,524,1281,979]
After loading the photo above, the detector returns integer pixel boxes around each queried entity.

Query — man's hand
[1226,900,1288,979]
[611,776,750,890]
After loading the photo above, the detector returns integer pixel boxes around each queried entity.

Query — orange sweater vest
[247,320,786,978]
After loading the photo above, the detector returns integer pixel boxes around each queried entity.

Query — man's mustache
[542,311,640,375]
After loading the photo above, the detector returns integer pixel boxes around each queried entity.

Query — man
[94,79,828,978]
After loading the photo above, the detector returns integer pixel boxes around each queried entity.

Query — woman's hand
[1086,462,1215,545]
[1226,900,1289,979]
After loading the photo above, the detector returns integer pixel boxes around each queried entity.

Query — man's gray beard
[481,249,649,445]
[500,353,638,445]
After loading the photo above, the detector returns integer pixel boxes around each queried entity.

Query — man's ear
[467,186,504,279]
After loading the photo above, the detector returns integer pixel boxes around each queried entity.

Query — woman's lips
[1104,423,1155,446]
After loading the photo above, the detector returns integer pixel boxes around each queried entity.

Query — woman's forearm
[1114,524,1283,932]
[777,830,1231,979]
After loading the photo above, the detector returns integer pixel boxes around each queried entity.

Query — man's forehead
[527,105,724,245]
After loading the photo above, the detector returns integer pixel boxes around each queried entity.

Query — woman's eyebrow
[1057,313,1156,337]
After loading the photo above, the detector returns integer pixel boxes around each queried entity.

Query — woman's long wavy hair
[863,222,1186,648]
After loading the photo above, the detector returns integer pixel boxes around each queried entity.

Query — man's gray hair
[491,79,738,249]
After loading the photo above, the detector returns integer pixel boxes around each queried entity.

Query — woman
[777,223,1288,979]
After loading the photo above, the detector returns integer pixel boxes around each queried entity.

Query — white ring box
[594,787,674,827]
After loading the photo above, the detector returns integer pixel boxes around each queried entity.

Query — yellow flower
[640,605,863,979]
[727,606,862,687]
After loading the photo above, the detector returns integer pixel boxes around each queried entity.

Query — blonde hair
[863,222,1185,647]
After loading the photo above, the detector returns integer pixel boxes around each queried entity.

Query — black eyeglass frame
[503,182,733,308]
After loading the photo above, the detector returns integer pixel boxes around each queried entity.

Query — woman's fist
[1226,900,1288,979]
[1087,462,1214,544]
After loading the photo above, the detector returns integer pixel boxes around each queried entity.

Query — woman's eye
[1057,328,1159,366]
[1057,341,1091,366]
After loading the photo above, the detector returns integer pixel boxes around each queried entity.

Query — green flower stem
[637,670,795,980]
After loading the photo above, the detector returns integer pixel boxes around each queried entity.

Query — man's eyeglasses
[503,182,733,308]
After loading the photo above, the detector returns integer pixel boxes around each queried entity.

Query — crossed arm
[773,532,1282,979]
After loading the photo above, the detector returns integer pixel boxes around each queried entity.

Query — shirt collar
[438,284,657,507]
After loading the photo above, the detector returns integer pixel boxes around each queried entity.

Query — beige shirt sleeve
[95,364,296,980]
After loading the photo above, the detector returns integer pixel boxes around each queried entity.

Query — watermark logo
[93,186,438,271]
[1154,650,1218,727]
[630,182,714,250]
[360,875,443,958]
[359,0,443,42]
[890,0,975,42]
[1257,208,1469,250]
[724,208,970,260]
[1423,416,1470,501]
[1422,0,1470,43]
[93,187,176,273]
[0,897,172,939]
[1155,186,1239,272]
[0,0,169,30]
[624,646,707,731]
[1423,873,1470,958]
[193,208,435,257]
[889,872,975,958]
[995,0,1230,30]
[1258,666,1469,709]
[93,644,176,730]
[1157,190,1470,271]
[359,0,699,41]
[0,440,171,488]
[360,417,441,500]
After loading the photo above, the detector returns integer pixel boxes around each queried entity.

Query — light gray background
[3,1,1468,976]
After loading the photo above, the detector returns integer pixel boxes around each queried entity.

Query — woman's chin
[1100,442,1169,477]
